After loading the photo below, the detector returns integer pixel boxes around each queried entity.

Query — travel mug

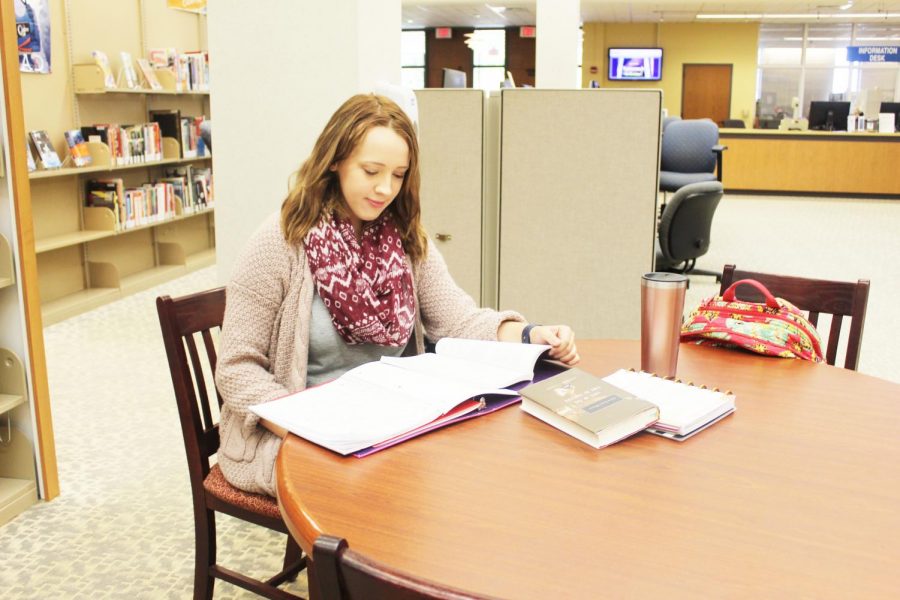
[641,273,688,377]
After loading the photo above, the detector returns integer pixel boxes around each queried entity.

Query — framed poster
[15,0,51,74]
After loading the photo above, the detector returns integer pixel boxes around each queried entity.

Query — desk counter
[719,128,900,197]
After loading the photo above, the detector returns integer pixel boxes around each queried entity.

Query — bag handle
[722,279,780,310]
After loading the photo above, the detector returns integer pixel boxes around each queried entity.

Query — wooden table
[276,340,900,599]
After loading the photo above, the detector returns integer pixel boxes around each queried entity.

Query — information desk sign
[847,46,900,63]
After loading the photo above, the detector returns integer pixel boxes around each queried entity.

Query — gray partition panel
[498,89,661,339]
[415,89,484,302]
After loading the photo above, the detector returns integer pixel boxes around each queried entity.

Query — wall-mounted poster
[167,0,206,14]
[15,0,51,74]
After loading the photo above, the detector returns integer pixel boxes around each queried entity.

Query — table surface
[276,340,900,599]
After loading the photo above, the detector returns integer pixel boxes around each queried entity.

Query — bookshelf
[0,2,55,523]
[22,0,214,325]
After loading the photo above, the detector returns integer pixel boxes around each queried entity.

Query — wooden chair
[719,265,870,370]
[312,535,495,600]
[156,289,306,599]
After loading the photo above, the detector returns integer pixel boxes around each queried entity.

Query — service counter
[719,128,900,197]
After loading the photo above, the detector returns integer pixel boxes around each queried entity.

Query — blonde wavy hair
[281,93,428,264]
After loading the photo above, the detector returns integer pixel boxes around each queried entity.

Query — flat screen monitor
[442,68,467,88]
[879,102,900,128]
[608,48,662,81]
[808,101,851,131]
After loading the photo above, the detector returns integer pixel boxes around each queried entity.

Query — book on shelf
[91,50,117,89]
[63,129,92,167]
[25,137,37,172]
[520,368,660,449]
[119,51,139,89]
[602,370,736,441]
[136,58,162,90]
[149,110,182,156]
[250,339,553,456]
[148,47,176,69]
[85,178,124,225]
[164,165,214,211]
[29,130,61,169]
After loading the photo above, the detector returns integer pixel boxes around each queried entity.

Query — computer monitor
[442,68,467,88]
[807,101,851,131]
[879,102,900,131]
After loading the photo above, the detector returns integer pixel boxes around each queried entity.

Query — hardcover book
[64,129,92,167]
[25,137,36,172]
[520,368,659,449]
[119,51,139,89]
[29,130,61,169]
[91,50,116,89]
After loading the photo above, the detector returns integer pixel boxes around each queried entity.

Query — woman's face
[333,125,409,234]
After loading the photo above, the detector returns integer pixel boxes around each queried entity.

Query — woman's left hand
[529,325,579,366]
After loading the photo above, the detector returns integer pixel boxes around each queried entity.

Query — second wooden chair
[719,265,870,370]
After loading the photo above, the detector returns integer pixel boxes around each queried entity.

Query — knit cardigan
[215,213,524,496]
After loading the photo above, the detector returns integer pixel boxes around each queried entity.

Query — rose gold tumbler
[641,273,688,377]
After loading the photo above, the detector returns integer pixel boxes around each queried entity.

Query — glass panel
[804,68,839,106]
[401,67,425,90]
[806,23,852,48]
[760,47,802,66]
[470,29,505,66]
[758,68,801,117]
[473,66,506,91]
[805,47,848,67]
[854,23,900,43]
[401,30,426,67]
[759,24,804,48]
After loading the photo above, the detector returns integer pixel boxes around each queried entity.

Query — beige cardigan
[215,214,524,496]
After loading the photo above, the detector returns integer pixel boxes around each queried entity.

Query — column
[208,0,401,281]
[535,0,581,88]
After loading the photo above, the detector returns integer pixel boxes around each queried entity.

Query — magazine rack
[0,349,38,526]
[0,235,13,289]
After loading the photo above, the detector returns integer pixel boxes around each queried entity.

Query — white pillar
[535,0,581,88]
[208,0,401,282]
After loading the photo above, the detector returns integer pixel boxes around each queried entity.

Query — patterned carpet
[0,266,307,598]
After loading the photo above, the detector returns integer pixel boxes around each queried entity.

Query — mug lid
[642,272,687,283]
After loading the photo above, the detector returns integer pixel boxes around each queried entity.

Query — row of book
[26,114,208,172]
[84,166,213,231]
[92,48,209,92]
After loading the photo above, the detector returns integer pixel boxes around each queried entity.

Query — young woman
[215,94,579,496]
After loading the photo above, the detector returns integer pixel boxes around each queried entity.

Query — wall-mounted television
[608,48,663,81]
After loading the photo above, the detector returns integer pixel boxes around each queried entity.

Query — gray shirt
[306,292,404,387]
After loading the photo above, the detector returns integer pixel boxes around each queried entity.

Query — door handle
[435,233,452,242]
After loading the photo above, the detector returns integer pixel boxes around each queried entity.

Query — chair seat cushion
[203,463,281,519]
[659,171,717,192]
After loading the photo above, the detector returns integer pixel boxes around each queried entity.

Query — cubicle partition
[496,89,661,339]
[415,89,485,301]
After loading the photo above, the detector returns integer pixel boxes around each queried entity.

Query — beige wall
[582,22,759,125]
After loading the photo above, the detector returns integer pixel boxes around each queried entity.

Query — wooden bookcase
[22,0,214,325]
[0,2,56,524]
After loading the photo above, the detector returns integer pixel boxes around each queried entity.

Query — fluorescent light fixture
[840,1,853,10]
[697,14,762,19]
[486,4,507,18]
[699,11,900,19]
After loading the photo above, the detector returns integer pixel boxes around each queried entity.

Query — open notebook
[602,369,736,441]
[251,339,556,456]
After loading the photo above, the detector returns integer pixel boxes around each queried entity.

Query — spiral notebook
[601,369,736,441]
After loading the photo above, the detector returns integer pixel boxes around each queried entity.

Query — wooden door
[682,64,732,124]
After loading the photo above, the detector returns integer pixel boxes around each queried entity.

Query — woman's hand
[529,325,579,366]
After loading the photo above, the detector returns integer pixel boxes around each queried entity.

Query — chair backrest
[658,181,723,263]
[662,115,681,132]
[721,118,746,128]
[313,535,495,600]
[660,119,719,174]
[719,266,870,370]
[156,288,226,494]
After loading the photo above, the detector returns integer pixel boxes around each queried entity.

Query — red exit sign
[435,27,452,39]
[520,26,536,38]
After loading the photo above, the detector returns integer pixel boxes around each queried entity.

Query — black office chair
[721,119,746,128]
[655,181,724,281]
[659,119,726,193]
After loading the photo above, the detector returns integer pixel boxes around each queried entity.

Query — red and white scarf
[304,211,415,347]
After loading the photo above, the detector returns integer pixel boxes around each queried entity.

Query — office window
[401,30,426,89]
[757,23,900,121]
[470,28,506,91]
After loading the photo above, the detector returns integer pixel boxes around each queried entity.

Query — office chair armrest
[712,145,727,182]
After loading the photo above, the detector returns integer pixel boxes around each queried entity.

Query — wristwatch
[521,323,539,344]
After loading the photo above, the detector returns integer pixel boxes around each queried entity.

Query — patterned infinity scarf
[303,211,415,347]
